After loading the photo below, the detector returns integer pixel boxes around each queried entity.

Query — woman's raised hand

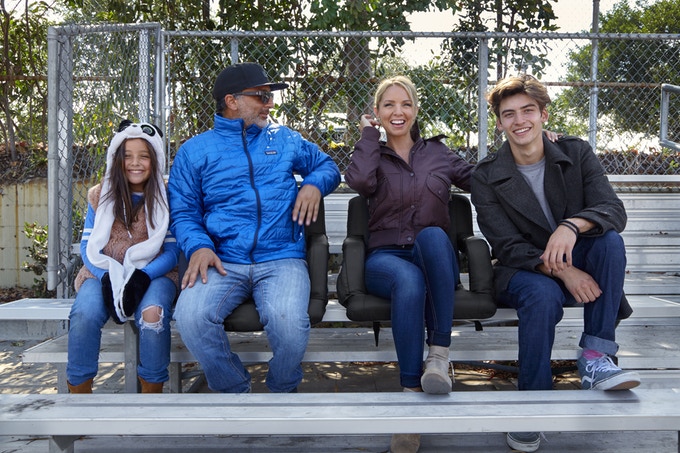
[360,114,380,130]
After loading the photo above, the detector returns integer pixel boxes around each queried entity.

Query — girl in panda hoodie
[68,120,178,393]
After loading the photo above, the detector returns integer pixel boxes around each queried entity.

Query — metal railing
[660,84,680,153]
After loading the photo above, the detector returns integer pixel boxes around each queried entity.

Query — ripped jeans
[67,276,176,385]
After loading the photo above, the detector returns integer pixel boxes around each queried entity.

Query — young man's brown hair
[487,74,552,117]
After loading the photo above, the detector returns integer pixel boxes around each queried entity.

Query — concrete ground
[1,337,678,452]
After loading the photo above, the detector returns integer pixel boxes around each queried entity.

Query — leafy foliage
[21,222,55,297]
[555,0,680,142]
[0,1,51,160]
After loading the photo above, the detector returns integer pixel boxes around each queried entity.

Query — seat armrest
[337,236,367,306]
[464,235,494,294]
[306,232,329,306]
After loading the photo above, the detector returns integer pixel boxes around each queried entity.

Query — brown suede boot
[139,377,164,393]
[67,378,93,394]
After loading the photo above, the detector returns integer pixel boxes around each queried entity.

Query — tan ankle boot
[390,433,421,453]
[389,387,421,452]
[420,345,453,394]
[67,378,93,394]
[139,377,164,393]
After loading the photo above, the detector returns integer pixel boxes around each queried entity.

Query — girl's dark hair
[100,138,166,230]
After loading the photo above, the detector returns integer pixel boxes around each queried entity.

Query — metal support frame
[660,83,680,152]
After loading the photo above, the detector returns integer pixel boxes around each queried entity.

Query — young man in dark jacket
[471,74,640,452]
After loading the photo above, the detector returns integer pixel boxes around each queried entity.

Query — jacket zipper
[242,127,261,263]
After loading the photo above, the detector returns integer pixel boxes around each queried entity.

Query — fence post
[47,26,74,298]
[230,38,239,64]
[138,28,151,123]
[588,1,600,150]
[478,37,489,160]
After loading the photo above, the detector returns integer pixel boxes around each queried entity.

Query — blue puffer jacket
[168,114,341,264]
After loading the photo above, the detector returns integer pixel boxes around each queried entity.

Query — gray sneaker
[506,432,540,452]
[577,355,641,390]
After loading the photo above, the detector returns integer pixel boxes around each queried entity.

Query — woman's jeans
[173,258,310,394]
[67,276,176,385]
[365,227,458,389]
[497,230,626,391]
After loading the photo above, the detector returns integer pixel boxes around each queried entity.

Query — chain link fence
[46,23,162,296]
[162,30,680,177]
[41,26,680,296]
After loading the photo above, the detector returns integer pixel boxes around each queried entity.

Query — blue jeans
[173,258,310,393]
[497,230,626,390]
[67,276,176,385]
[365,227,458,388]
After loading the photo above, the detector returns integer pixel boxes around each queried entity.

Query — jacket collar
[485,136,574,231]
[486,136,573,184]
[213,113,265,137]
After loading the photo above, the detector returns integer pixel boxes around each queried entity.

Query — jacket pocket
[426,173,451,206]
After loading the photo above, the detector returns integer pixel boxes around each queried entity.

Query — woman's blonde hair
[374,75,419,112]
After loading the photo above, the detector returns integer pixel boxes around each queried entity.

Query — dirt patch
[0,143,48,186]
[0,287,40,304]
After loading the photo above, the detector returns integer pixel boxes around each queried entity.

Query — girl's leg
[67,278,109,386]
[136,276,176,385]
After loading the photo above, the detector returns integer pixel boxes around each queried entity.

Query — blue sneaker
[577,355,641,390]
[506,432,540,452]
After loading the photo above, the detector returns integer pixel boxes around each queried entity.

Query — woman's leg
[366,249,425,389]
[413,227,458,347]
[413,227,457,393]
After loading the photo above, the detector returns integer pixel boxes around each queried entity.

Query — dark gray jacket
[471,135,626,294]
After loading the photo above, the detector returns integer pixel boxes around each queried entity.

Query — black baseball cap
[212,62,289,103]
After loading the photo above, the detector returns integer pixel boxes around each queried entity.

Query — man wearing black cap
[168,62,341,393]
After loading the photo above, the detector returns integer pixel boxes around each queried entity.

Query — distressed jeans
[67,276,176,385]
[173,258,310,393]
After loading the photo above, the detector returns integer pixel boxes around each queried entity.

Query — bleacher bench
[1,389,679,453]
[9,295,680,393]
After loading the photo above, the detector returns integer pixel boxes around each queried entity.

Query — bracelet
[558,219,579,237]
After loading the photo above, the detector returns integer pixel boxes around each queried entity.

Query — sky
[407,0,623,33]
[403,0,625,65]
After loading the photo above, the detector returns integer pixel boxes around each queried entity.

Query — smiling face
[496,93,549,163]
[225,85,274,128]
[123,138,153,192]
[374,84,418,143]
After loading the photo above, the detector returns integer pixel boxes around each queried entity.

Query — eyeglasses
[117,120,163,138]
[231,90,275,104]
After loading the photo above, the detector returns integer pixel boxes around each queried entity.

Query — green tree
[437,0,557,149]
[0,0,52,161]
[557,0,680,141]
[442,0,557,80]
